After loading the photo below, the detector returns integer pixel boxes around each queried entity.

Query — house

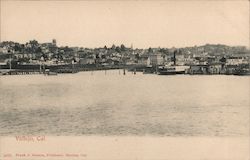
[226,56,244,65]
[183,54,195,65]
[138,55,148,66]
[189,65,208,74]
[225,65,238,74]
[164,54,173,65]
[104,59,119,65]
[175,54,185,65]
[0,46,9,54]
[79,58,95,65]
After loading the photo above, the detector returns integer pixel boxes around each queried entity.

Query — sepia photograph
[0,0,249,159]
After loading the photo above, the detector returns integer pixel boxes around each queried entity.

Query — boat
[0,69,11,75]
[44,69,58,76]
[233,68,250,76]
[156,49,190,75]
[157,65,189,75]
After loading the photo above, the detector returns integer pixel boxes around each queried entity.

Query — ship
[157,65,189,75]
[157,50,190,75]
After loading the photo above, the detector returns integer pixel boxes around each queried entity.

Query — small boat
[45,69,58,76]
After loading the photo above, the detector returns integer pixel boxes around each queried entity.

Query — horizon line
[0,39,249,50]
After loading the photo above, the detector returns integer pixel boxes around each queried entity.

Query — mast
[9,54,12,71]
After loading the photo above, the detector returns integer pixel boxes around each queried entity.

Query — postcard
[0,0,249,160]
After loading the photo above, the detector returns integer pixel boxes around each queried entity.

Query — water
[0,70,249,136]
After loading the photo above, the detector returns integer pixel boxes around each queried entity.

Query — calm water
[0,70,249,136]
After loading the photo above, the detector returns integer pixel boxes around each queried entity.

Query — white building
[226,57,245,65]
[147,53,164,66]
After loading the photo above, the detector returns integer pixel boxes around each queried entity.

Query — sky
[0,0,249,48]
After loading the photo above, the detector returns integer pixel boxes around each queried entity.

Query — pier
[1,63,249,76]
[0,69,41,75]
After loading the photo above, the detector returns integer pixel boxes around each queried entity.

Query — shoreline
[1,69,249,76]
[1,64,250,76]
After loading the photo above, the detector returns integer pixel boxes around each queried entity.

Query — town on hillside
[0,39,249,75]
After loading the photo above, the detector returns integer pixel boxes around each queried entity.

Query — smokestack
[173,50,176,65]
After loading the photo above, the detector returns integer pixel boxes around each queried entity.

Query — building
[147,53,164,66]
[0,46,9,54]
[42,39,57,48]
[79,58,95,65]
[138,55,149,66]
[175,54,185,65]
[183,54,195,65]
[226,56,244,65]
[52,39,57,46]
[189,65,208,74]
[208,63,223,74]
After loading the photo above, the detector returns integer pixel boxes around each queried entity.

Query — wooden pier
[0,69,41,75]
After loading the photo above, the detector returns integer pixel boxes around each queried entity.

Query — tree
[111,44,116,50]
[25,40,40,54]
[36,47,42,53]
[29,40,39,46]
[121,44,126,52]
[159,48,168,54]
[115,46,121,53]
[14,44,22,52]
[148,47,153,53]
